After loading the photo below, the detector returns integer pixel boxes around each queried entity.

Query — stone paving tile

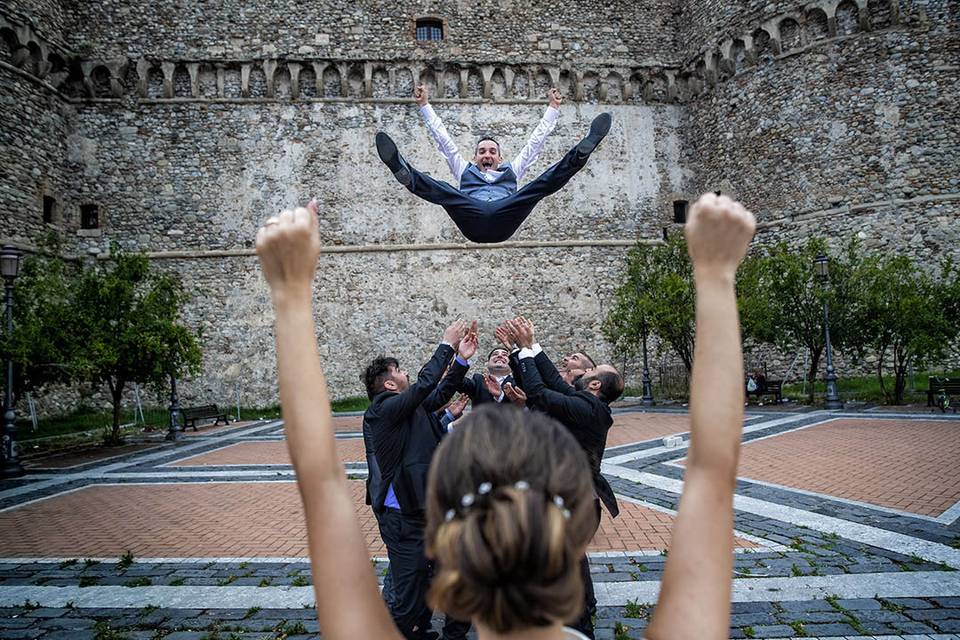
[0,480,733,559]
[23,443,164,471]
[164,438,366,466]
[734,419,960,518]
[604,412,690,448]
[181,420,258,437]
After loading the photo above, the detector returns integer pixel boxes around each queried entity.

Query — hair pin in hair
[445,509,456,522]
[514,481,530,491]
[478,482,493,495]
[461,493,476,508]
[553,495,571,520]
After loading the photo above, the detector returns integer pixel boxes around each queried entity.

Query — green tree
[737,239,861,404]
[604,234,695,373]
[853,255,960,405]
[1,241,77,403]
[70,250,202,443]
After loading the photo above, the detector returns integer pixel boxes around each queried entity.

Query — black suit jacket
[518,351,619,518]
[458,372,515,406]
[365,344,467,515]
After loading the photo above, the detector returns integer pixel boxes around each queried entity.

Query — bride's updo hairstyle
[425,404,599,633]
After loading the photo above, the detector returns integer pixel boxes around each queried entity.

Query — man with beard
[509,316,623,640]
[559,351,596,385]
[362,319,477,640]
[375,84,612,243]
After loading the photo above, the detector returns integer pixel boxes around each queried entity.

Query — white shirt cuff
[419,104,436,119]
[519,344,542,359]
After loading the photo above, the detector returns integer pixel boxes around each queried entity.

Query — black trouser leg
[509,143,588,209]
[402,164,505,244]
[568,554,597,639]
[568,499,601,639]
[378,510,433,639]
[441,615,471,640]
[375,512,396,609]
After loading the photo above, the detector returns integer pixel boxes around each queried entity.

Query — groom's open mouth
[480,159,496,170]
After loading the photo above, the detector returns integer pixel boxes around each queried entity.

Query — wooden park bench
[181,404,230,431]
[927,377,960,413]
[745,379,784,405]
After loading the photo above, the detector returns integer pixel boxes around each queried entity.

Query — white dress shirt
[418,104,561,187]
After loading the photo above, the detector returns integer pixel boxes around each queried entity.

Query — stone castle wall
[2,0,958,410]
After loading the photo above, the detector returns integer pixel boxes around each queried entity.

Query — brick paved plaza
[1,408,959,639]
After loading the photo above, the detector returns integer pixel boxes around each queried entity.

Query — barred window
[416,18,443,41]
[81,204,100,229]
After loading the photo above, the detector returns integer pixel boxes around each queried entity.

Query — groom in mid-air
[375,85,612,243]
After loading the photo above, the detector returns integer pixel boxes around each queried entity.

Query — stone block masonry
[2,0,958,407]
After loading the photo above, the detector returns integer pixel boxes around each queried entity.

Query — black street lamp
[641,322,654,406]
[166,374,182,441]
[1,245,25,477]
[814,254,843,410]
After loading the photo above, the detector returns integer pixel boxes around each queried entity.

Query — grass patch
[217,575,237,586]
[842,611,867,634]
[277,621,307,635]
[781,369,960,405]
[787,620,807,636]
[117,550,134,571]
[258,577,272,587]
[878,598,906,614]
[613,622,630,640]
[58,558,78,569]
[623,599,650,619]
[17,406,170,442]
[789,537,808,552]
[168,577,185,586]
[330,396,369,412]
[243,606,261,619]
[291,575,309,587]
[123,577,152,587]
[790,563,804,577]
[93,620,130,640]
[79,575,100,587]
[743,626,756,638]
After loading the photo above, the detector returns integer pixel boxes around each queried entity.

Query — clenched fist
[256,200,321,300]
[684,193,756,281]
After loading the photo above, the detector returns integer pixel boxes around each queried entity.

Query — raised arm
[510,316,576,394]
[509,88,562,181]
[423,327,477,412]
[415,84,469,181]
[256,201,401,640]
[377,321,464,422]
[645,193,756,640]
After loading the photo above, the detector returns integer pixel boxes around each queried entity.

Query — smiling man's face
[473,139,503,173]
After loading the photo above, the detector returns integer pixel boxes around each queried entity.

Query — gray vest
[459,163,517,201]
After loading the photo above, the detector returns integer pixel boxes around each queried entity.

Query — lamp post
[814,254,843,410]
[166,374,182,441]
[1,245,25,477]
[641,322,654,406]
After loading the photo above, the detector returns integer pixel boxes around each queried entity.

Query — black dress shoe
[575,112,612,159]
[376,132,412,186]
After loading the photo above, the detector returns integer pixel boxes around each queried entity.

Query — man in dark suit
[362,319,477,640]
[510,317,623,640]
[453,346,519,407]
